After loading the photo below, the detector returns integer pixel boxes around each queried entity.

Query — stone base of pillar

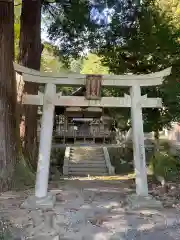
[126,194,163,210]
[21,193,56,210]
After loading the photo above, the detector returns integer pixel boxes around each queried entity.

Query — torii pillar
[130,84,148,197]
[127,83,164,209]
[22,83,56,209]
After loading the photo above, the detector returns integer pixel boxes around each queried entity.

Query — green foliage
[43,0,100,61]
[51,147,65,173]
[100,1,180,74]
[108,145,155,174]
[149,152,180,180]
[108,147,133,174]
[158,0,180,30]
[45,0,139,62]
[143,64,180,133]
[14,0,21,60]
[159,139,171,152]
[81,53,109,74]
[45,0,180,133]
[41,42,67,72]
[0,219,12,240]
[99,0,180,132]
[70,58,83,73]
[41,42,81,94]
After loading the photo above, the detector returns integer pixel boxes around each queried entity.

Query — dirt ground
[1,177,180,240]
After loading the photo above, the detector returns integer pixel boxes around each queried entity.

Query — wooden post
[103,136,105,144]
[93,129,95,144]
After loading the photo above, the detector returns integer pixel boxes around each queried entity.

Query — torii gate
[14,63,171,209]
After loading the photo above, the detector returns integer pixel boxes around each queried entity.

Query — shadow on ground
[0,177,180,239]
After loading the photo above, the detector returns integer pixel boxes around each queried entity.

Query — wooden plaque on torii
[85,75,102,100]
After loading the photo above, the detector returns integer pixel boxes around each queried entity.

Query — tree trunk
[18,0,42,168]
[0,0,17,192]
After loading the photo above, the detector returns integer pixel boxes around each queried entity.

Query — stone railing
[63,147,71,176]
[103,147,115,175]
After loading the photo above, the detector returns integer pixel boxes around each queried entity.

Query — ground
[1,177,180,239]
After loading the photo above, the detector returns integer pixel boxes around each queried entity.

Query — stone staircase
[63,147,110,176]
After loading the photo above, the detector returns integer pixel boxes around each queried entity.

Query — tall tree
[98,0,180,143]
[46,0,140,62]
[0,0,17,192]
[18,0,42,167]
[99,1,179,74]
[18,0,97,166]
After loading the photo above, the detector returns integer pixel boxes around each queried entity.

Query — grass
[13,156,35,190]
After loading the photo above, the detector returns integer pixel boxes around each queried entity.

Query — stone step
[70,152,104,156]
[69,157,104,162]
[71,152,104,155]
[71,147,103,150]
[64,147,108,176]
[70,158,105,161]
[71,151,104,155]
[69,162,106,166]
[70,161,105,165]
[70,154,104,158]
[71,154,104,158]
[70,151,104,155]
[68,167,107,172]
[68,172,109,176]
[69,164,106,167]
[70,153,104,157]
[70,157,104,160]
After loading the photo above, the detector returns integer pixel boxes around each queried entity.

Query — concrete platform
[21,193,56,210]
[126,194,163,210]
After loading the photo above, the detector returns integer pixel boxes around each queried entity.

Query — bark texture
[18,0,42,167]
[0,0,17,192]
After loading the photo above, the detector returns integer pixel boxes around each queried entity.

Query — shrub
[0,218,12,240]
[149,152,180,181]
[51,147,65,173]
[107,145,154,174]
[107,146,133,174]
[159,139,171,152]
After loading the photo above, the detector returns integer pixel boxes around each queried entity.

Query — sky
[41,6,113,42]
[41,15,50,42]
[41,27,49,42]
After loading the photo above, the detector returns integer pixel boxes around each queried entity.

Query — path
[1,178,180,239]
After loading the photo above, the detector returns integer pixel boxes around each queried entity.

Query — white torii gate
[14,63,171,209]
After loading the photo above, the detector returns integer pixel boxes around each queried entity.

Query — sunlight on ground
[64,173,136,181]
